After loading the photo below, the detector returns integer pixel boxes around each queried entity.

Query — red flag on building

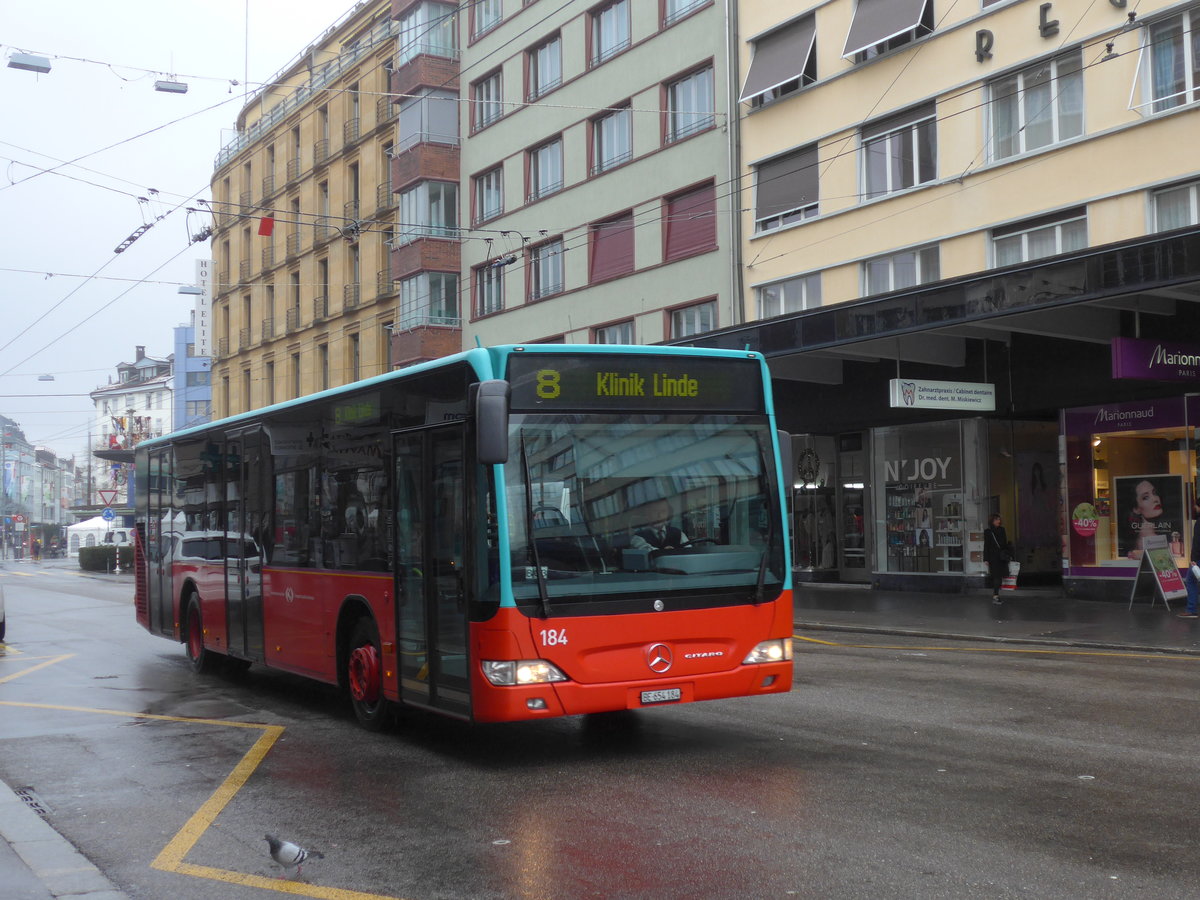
[257,215,275,236]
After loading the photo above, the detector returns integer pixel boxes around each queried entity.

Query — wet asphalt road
[2,563,1199,899]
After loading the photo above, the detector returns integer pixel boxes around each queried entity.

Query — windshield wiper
[519,430,551,618]
[753,437,776,605]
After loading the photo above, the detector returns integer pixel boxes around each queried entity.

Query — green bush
[78,545,134,572]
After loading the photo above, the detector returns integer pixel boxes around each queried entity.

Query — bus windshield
[505,413,785,613]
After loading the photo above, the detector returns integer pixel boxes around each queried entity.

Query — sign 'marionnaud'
[888,378,996,411]
[1111,337,1200,382]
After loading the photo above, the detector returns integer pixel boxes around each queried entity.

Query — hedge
[78,545,135,572]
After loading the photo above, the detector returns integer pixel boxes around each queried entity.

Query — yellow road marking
[793,632,1200,660]
[2,658,410,899]
[0,654,75,683]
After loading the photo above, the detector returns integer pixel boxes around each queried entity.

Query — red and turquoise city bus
[133,344,793,728]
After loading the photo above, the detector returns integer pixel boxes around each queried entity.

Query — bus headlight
[742,638,793,665]
[482,659,569,686]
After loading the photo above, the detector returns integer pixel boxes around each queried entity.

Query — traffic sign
[102,508,115,521]
[98,490,118,506]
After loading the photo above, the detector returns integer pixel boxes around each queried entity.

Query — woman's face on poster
[1133,480,1162,520]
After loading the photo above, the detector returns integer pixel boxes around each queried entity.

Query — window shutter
[665,183,717,261]
[589,212,635,282]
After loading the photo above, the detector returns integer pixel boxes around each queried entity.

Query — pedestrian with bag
[1179,494,1199,619]
[984,513,1012,605]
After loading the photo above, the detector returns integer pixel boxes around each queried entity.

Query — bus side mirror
[777,430,792,491]
[476,380,510,465]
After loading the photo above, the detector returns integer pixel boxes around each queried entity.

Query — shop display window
[874,421,981,575]
[1063,396,1198,572]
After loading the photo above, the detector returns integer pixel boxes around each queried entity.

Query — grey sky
[1,1,352,459]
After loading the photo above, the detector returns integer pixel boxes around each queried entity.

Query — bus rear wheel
[346,618,392,731]
[184,600,218,675]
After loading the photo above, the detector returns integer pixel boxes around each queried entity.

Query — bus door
[225,432,267,661]
[393,426,470,717]
[146,447,173,637]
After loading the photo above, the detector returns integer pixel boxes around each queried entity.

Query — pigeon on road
[265,833,324,878]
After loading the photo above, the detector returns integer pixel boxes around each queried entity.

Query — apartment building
[209,1,401,418]
[456,0,738,346]
[686,0,1200,598]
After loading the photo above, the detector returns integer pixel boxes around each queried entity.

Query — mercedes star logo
[646,643,673,674]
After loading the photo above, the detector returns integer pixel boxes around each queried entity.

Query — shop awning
[843,0,930,58]
[740,16,816,103]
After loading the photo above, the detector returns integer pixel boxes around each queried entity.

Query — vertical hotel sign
[195,259,213,357]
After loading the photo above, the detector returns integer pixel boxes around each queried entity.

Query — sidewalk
[795,583,1200,655]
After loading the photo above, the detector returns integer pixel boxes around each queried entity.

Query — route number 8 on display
[536,369,561,399]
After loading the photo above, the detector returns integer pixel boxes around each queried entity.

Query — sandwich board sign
[1128,534,1187,610]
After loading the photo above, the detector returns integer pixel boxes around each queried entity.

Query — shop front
[1064,394,1199,601]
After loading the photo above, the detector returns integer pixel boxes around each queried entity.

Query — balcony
[391,320,461,369]
[393,53,459,96]
[391,142,459,189]
[217,270,231,294]
[344,200,360,222]
[286,233,302,258]
[376,268,397,300]
[286,157,301,182]
[238,327,251,351]
[262,244,275,269]
[286,307,301,332]
[239,190,253,217]
[313,294,329,321]
[239,259,251,282]
[344,284,360,309]
[262,316,274,340]
[376,95,396,124]
[343,117,360,145]
[216,337,229,358]
[314,217,335,243]
[376,180,395,211]
[313,139,330,166]
[261,174,276,199]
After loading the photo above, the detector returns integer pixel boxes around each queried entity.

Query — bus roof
[140,343,767,451]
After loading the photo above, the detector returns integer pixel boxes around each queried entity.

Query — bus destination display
[507,354,762,411]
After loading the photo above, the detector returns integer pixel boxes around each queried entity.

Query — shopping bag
[1007,561,1021,577]
[1001,561,1020,592]
[1191,562,1200,581]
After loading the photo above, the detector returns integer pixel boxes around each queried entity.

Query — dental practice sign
[889,378,996,411]
[1111,337,1200,382]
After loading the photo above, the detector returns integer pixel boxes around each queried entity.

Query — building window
[474,166,503,223]
[400,272,459,328]
[666,66,714,143]
[670,300,716,338]
[740,15,816,107]
[291,352,301,398]
[863,102,936,200]
[591,0,630,66]
[864,246,940,295]
[475,264,504,316]
[754,144,818,232]
[529,239,565,300]
[989,50,1083,160]
[758,274,821,318]
[185,371,211,386]
[592,105,632,174]
[399,181,458,244]
[318,343,329,391]
[1147,8,1200,112]
[398,88,459,151]
[398,2,457,64]
[528,35,562,100]
[664,0,710,27]
[589,211,635,282]
[844,0,934,61]
[528,138,564,202]
[594,320,634,343]
[473,0,502,38]
[992,208,1087,266]
[265,361,274,406]
[473,71,504,131]
[664,182,717,261]
[1152,180,1200,232]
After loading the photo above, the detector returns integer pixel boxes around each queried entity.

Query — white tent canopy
[66,516,128,556]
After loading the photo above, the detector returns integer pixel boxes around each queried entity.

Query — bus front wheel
[346,618,392,732]
[184,600,218,675]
